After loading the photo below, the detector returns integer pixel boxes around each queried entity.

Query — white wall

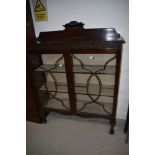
[29,0,129,119]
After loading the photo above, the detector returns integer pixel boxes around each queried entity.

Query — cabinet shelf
[43,98,70,110]
[34,64,66,72]
[34,64,116,75]
[39,82,68,93]
[39,82,114,97]
[73,65,116,74]
[43,98,112,116]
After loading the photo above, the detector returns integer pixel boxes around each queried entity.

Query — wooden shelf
[35,64,116,75]
[34,64,66,72]
[39,82,68,93]
[75,83,114,97]
[76,100,112,115]
[43,98,70,110]
[43,98,112,115]
[74,65,116,74]
[39,82,114,97]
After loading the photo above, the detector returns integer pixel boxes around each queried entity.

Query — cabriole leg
[109,119,116,135]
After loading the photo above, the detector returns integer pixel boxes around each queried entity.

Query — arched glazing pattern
[36,55,70,110]
[72,54,117,116]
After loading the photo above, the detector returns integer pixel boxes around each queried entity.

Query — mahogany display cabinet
[27,21,125,134]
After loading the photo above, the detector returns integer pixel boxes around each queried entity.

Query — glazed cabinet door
[72,53,117,117]
[29,54,72,113]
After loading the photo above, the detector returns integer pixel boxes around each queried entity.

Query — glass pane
[31,54,70,111]
[72,54,116,116]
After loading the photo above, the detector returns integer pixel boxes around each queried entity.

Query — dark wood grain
[26,0,35,45]
[109,48,122,134]
[64,53,77,113]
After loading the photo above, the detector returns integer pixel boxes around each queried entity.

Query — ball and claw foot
[109,128,114,135]
[42,119,47,123]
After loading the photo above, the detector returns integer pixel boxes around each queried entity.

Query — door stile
[112,49,122,122]
[64,53,77,113]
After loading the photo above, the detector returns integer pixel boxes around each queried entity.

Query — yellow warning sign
[35,0,45,12]
[33,0,48,21]
[34,12,47,21]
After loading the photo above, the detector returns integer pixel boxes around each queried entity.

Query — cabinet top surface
[28,21,125,51]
